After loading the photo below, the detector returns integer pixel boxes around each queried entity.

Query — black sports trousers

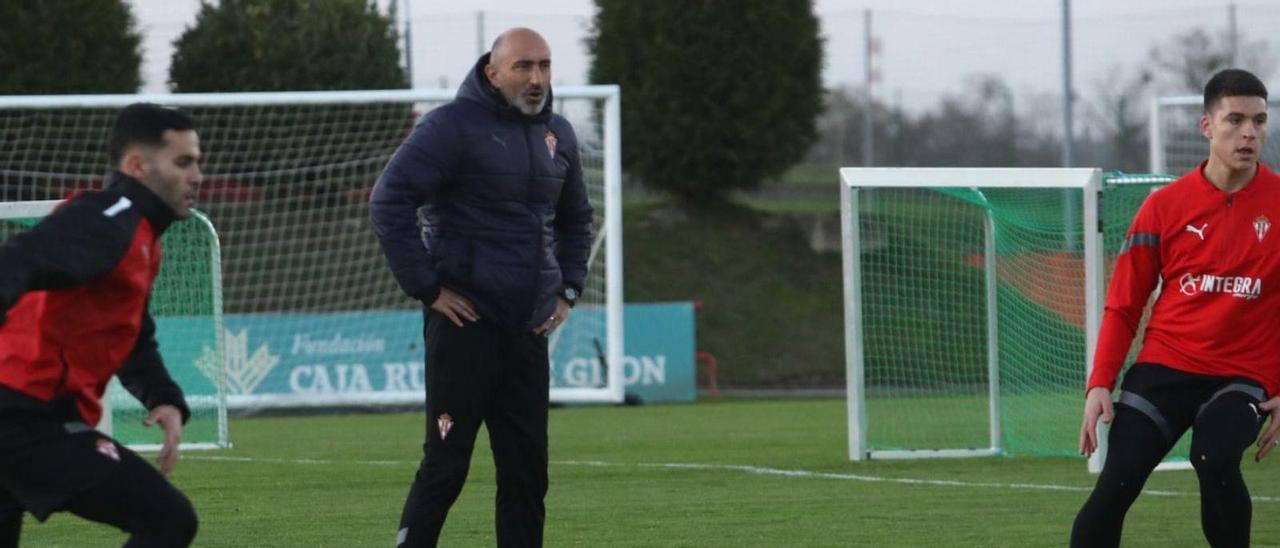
[1072,363,1267,548]
[0,409,197,547]
[397,309,550,548]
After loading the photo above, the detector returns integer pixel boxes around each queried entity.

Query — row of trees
[0,0,142,93]
[0,0,409,198]
[1,1,1270,207]
[0,0,405,94]
[805,28,1274,175]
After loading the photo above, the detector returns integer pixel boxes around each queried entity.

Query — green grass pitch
[22,399,1280,547]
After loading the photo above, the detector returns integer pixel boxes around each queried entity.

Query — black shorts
[1117,362,1267,444]
[0,409,129,521]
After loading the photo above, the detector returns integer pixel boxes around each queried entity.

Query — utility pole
[389,1,397,61]
[1228,3,1238,66]
[1061,0,1074,168]
[893,87,903,163]
[402,0,413,86]
[477,11,486,57]
[863,9,876,167]
[1062,0,1077,249]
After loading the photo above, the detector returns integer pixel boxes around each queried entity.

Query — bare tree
[804,86,901,167]
[906,74,1060,167]
[1147,27,1273,94]
[1084,65,1153,172]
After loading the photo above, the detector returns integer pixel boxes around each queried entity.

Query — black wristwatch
[560,286,579,307]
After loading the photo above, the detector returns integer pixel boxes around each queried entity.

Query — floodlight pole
[1061,0,1074,169]
[476,11,486,58]
[1061,0,1077,250]
[1228,3,1238,66]
[402,0,414,86]
[863,9,874,167]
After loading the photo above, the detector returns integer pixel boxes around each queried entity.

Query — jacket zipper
[1215,192,1234,259]
[523,120,547,326]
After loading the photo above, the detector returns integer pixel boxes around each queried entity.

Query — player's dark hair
[108,103,196,167]
[1203,69,1268,113]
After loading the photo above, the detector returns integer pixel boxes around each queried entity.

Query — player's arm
[1255,397,1280,461]
[1090,227,1164,391]
[117,305,190,475]
[1079,198,1164,456]
[550,123,594,294]
[117,306,191,423]
[0,194,135,321]
[369,111,461,306]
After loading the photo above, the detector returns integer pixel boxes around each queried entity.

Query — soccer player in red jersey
[1073,68,1280,548]
[0,104,202,547]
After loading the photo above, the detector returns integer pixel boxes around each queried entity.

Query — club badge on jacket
[437,413,453,440]
[96,438,120,461]
[544,131,557,159]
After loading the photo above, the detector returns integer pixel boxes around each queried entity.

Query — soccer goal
[0,87,624,413]
[0,201,229,450]
[1150,95,1280,175]
[840,168,1184,472]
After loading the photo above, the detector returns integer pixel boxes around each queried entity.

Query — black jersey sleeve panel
[116,306,191,424]
[0,193,137,319]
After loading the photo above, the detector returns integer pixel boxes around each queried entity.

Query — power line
[819,4,1279,26]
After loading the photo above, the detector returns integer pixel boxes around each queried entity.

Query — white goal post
[841,168,1104,465]
[0,87,625,411]
[840,167,1198,473]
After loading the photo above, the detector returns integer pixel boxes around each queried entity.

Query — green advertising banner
[154,302,697,408]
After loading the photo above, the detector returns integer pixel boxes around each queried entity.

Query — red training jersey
[1090,161,1280,396]
[0,172,189,426]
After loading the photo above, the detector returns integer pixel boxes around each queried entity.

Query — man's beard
[504,88,547,116]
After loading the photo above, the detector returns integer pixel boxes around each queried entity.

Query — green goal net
[842,168,1181,468]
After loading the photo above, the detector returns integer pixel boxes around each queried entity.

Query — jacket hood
[457,52,554,122]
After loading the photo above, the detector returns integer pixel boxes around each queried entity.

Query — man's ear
[119,149,147,179]
[1200,113,1212,140]
[484,63,499,86]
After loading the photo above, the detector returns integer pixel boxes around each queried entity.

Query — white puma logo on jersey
[102,197,132,218]
[1185,223,1208,240]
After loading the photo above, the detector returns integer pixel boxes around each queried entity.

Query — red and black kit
[1074,162,1280,548]
[0,171,189,426]
[0,172,195,545]
[1092,161,1280,396]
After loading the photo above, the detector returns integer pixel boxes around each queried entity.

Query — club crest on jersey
[437,413,453,440]
[96,438,120,461]
[1255,215,1271,243]
[544,131,558,159]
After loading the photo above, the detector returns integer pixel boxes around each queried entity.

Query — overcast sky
[127,0,1280,113]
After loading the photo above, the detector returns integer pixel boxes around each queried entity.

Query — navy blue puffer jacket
[370,53,594,332]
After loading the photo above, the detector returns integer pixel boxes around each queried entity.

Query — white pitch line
[562,460,1268,500]
[186,455,410,466]
[181,455,1280,503]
